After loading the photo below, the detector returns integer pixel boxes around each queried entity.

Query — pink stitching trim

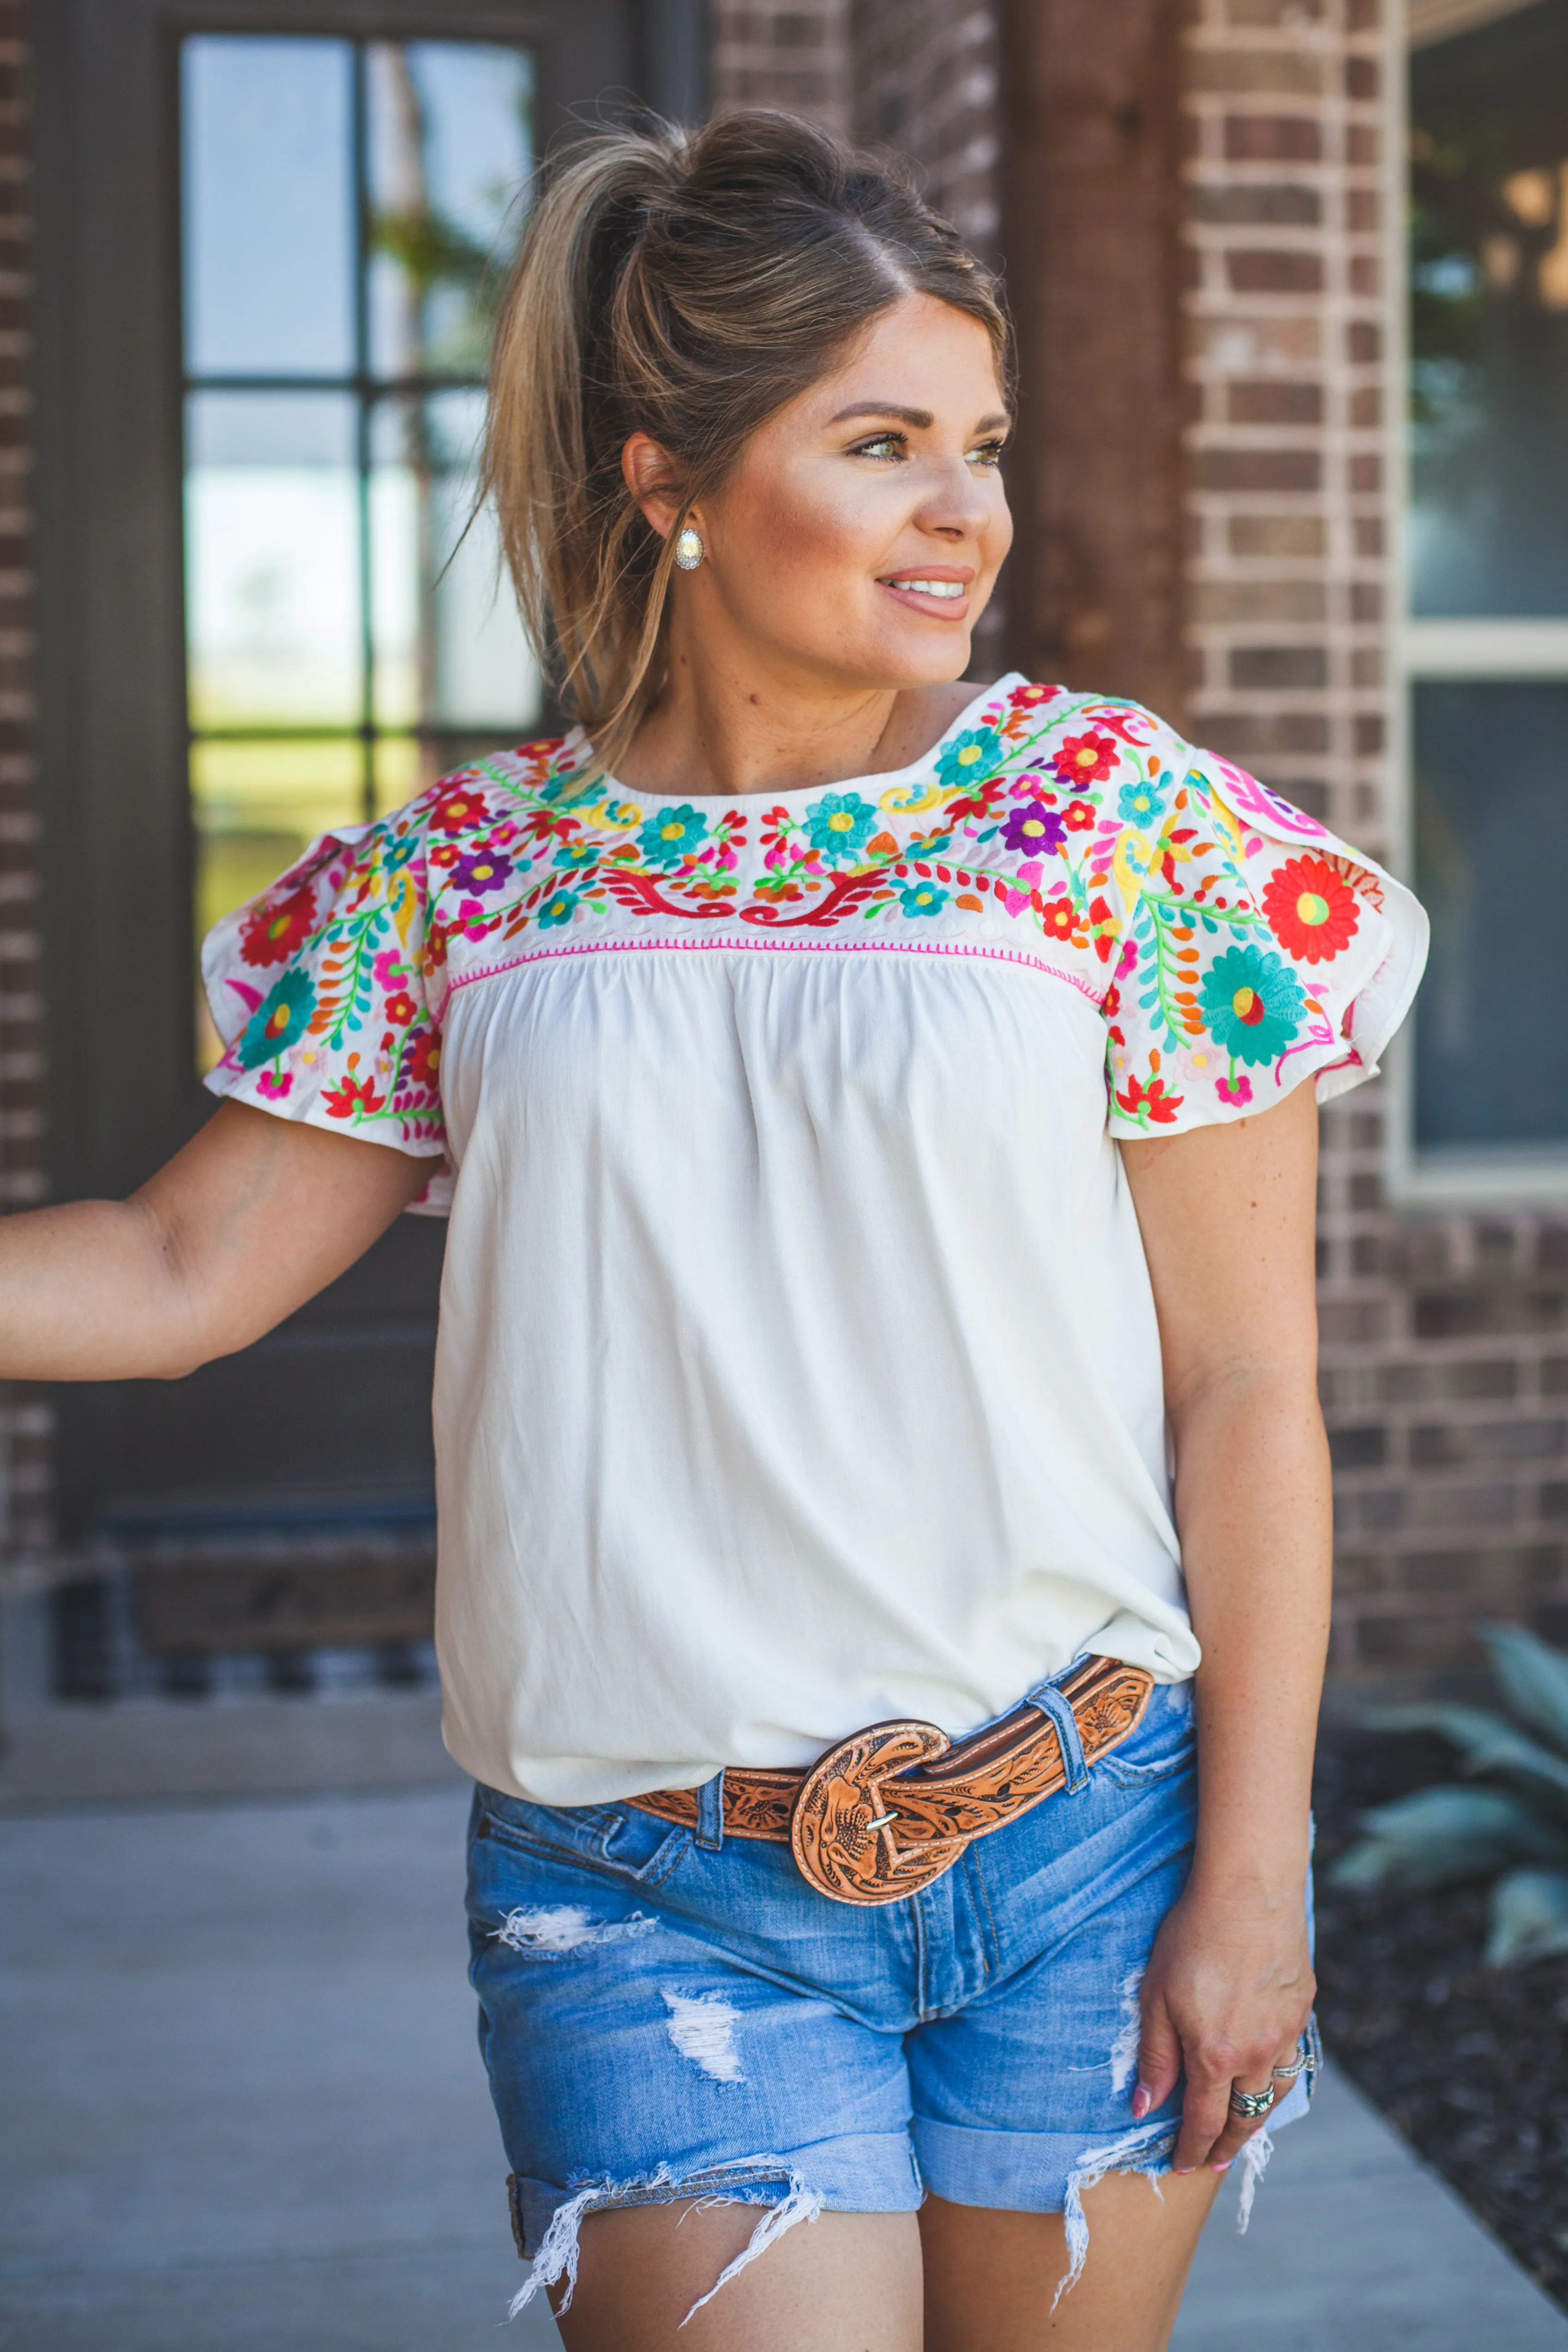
[437,929,1110,1018]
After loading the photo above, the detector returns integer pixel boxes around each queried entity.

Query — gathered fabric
[202,677,1427,1804]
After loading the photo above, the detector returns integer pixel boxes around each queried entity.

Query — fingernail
[1174,2166,1195,2175]
[1210,2160,1232,2173]
[1131,2085,1151,2120]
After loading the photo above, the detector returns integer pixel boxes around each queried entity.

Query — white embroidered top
[203,676,1427,1803]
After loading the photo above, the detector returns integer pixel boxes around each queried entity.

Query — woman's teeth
[888,579,965,599]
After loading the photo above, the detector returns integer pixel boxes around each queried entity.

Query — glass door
[182,34,542,1067]
[35,0,648,1557]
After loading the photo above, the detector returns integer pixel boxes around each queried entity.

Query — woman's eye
[851,434,905,462]
[968,439,1008,470]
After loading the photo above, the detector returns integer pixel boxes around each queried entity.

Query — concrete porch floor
[2,1722,1566,2349]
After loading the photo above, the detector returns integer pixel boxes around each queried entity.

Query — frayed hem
[507,2157,823,2326]
[1055,2117,1179,2307]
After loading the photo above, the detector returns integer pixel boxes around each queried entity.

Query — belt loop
[694,1769,727,1852]
[1025,1679,1091,1794]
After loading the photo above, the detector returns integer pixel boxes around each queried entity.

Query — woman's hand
[1132,1872,1315,2173]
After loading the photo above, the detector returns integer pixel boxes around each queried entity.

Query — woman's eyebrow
[830,402,1011,431]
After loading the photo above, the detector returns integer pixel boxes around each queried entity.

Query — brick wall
[1179,0,1568,1682]
[848,0,1568,1681]
[0,0,47,1563]
[709,1,851,132]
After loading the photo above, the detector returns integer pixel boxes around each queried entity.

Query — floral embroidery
[1262,855,1362,964]
[203,674,1400,1157]
[236,968,316,1068]
[1199,944,1308,1065]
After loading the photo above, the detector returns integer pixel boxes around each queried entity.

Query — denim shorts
[465,1679,1314,2317]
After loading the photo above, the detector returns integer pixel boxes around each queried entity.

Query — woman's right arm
[0,1101,431,1382]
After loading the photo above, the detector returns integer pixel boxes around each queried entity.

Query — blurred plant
[1329,1622,1568,1968]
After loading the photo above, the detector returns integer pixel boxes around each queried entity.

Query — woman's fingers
[1132,1993,1184,2120]
[1171,2029,1303,2173]
[1197,2035,1308,2174]
[1170,2050,1240,2173]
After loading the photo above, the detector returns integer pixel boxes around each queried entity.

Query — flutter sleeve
[200,795,451,1214]
[1103,738,1428,1139]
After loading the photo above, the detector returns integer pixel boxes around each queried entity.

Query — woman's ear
[621,433,688,541]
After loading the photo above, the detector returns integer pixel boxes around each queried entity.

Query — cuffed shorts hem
[512,2129,924,2256]
[912,2058,1310,2213]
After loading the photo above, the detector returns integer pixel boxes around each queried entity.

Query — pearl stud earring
[674,526,705,571]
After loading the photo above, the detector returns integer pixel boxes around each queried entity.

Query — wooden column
[997,0,1188,718]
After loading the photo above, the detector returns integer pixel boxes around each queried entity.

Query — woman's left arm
[1118,1078,1331,2174]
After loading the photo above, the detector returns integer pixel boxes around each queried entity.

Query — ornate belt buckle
[790,1718,968,1906]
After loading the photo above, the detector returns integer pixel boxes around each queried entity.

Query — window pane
[192,737,365,1068]
[182,37,355,379]
[369,391,540,733]
[1409,1,1568,616]
[366,42,534,380]
[186,392,363,731]
[1413,680,1568,1148]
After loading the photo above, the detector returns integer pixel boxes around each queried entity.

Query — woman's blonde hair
[481,108,1011,780]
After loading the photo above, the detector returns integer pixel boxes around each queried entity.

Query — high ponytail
[480,110,1011,782]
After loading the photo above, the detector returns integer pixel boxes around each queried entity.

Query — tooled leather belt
[627,1655,1156,1907]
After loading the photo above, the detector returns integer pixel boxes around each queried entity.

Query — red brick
[1226,378,1322,425]
[1191,447,1321,493]
[1223,114,1322,162]
[1226,248,1325,294]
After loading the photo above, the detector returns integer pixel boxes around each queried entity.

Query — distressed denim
[465,1678,1315,2317]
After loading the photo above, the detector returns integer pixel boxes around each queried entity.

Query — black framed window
[181,33,542,1065]
[1404,0,1568,1182]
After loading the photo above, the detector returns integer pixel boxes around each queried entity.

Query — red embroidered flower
[1262,857,1361,964]
[405,1031,441,1091]
[1087,896,1119,963]
[1051,733,1118,790]
[1063,798,1096,832]
[428,787,489,836]
[1039,895,1081,943]
[321,1073,385,1120]
[1009,682,1061,710]
[239,885,316,968]
[1116,1072,1183,1125]
[383,991,417,1027]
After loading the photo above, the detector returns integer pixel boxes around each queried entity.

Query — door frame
[32,0,705,1542]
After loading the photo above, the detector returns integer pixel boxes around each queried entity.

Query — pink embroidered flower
[256,1069,293,1101]
[1216,1073,1254,1107]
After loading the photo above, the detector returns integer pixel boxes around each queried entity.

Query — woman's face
[633,291,1013,694]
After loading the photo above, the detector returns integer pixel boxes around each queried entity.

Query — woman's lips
[877,574,973,619]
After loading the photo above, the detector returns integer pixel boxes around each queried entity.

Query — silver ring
[1228,2083,1278,2120]
[1272,2053,1308,2081]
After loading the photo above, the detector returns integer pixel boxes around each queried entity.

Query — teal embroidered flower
[936,727,1004,791]
[236,968,316,1070]
[805,791,877,862]
[1117,775,1165,826]
[899,879,948,919]
[537,887,579,929]
[637,804,709,867]
[1199,943,1306,1065]
[553,837,599,871]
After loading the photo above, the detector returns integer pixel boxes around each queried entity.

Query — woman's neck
[610,640,985,799]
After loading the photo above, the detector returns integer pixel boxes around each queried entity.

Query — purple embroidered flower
[449,845,513,895]
[1001,797,1066,858]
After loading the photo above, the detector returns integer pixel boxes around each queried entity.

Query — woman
[8,114,1423,2351]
